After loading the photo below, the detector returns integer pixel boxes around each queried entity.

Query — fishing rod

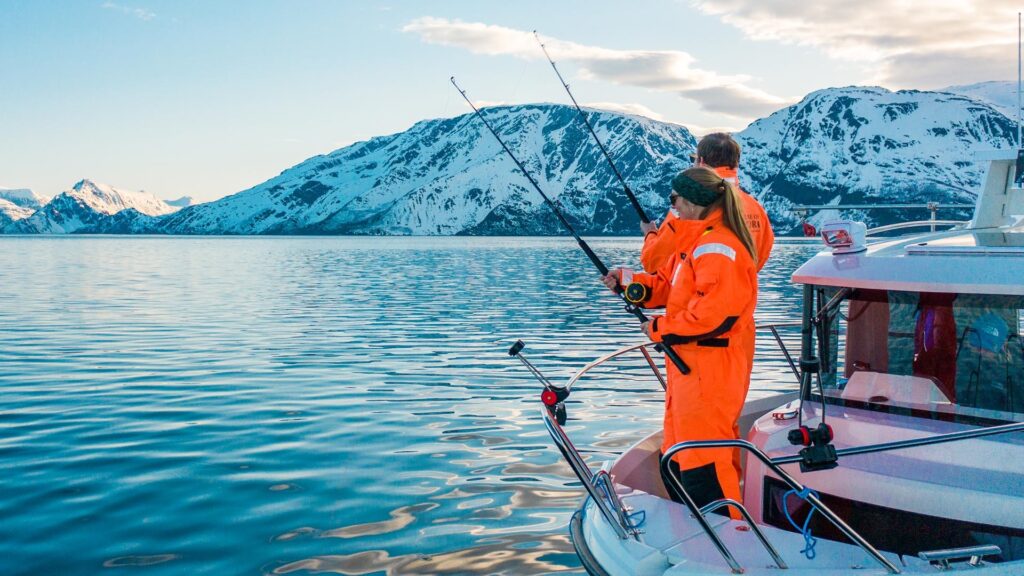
[450,76,690,376]
[533,31,651,224]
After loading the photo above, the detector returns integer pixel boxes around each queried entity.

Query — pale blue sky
[0,1,1015,202]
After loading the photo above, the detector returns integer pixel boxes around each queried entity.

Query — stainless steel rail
[536,325,804,550]
[564,323,802,391]
[662,439,902,574]
[771,420,1024,465]
[542,407,636,540]
[699,498,788,570]
[868,219,967,235]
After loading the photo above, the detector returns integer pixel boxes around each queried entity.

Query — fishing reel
[788,422,838,473]
[624,282,648,304]
[508,340,569,425]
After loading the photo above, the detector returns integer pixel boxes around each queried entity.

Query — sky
[1,0,1021,203]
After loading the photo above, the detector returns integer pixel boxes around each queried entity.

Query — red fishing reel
[787,422,838,473]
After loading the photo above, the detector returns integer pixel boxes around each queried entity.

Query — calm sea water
[0,236,819,575]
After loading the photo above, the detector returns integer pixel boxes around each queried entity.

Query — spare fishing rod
[450,76,690,376]
[533,31,651,224]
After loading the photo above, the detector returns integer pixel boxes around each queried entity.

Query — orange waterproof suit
[639,167,774,486]
[631,210,758,511]
[641,167,774,274]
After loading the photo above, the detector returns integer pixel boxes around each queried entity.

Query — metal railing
[536,323,803,544]
[565,323,802,391]
[663,420,1024,574]
[867,219,967,235]
[662,439,901,574]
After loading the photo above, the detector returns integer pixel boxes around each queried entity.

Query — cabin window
[814,288,1024,421]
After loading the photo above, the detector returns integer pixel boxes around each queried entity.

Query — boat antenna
[1016,12,1023,186]
[451,76,691,376]
[533,31,652,225]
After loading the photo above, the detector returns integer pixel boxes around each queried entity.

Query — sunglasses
[668,192,681,204]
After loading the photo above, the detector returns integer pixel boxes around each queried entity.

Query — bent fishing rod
[533,31,651,224]
[450,76,690,376]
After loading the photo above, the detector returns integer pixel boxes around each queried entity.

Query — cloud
[403,17,793,120]
[101,2,156,21]
[693,0,1020,88]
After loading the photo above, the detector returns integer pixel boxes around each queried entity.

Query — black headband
[670,173,720,207]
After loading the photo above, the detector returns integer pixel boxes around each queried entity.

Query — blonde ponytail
[719,180,757,265]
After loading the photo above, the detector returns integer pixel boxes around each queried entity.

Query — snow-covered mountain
[9,179,180,233]
[0,198,34,228]
[5,85,1020,236]
[941,81,1021,121]
[158,104,697,235]
[0,187,49,210]
[737,86,1016,232]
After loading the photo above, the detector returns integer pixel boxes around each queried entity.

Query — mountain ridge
[5,84,1019,236]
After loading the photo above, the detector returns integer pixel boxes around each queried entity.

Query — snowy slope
[941,81,1022,121]
[737,86,1016,232]
[0,187,49,210]
[0,198,34,228]
[11,179,179,233]
[158,104,697,235]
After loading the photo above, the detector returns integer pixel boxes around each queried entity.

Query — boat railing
[662,420,1024,574]
[565,322,803,392]
[535,322,803,543]
[867,219,968,235]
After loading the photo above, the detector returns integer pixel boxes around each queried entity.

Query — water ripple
[0,236,818,575]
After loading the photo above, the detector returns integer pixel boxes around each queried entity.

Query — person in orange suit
[640,133,774,490]
[604,166,758,514]
[641,133,773,274]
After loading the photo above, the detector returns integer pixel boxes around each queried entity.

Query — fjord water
[0,236,818,575]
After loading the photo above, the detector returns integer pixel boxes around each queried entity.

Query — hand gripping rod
[534,31,651,224]
[450,76,689,375]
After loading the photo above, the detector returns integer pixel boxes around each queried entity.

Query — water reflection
[0,236,819,575]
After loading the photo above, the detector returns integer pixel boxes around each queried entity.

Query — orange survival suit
[639,166,773,504]
[630,209,758,512]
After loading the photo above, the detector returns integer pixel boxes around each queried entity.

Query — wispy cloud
[694,0,1020,88]
[101,2,156,21]
[403,17,793,121]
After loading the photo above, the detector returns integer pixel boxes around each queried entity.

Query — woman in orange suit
[603,166,758,512]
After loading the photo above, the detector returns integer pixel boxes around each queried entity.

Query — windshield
[814,287,1024,421]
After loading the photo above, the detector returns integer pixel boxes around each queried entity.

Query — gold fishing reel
[624,282,648,304]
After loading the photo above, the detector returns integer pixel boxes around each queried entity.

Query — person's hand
[641,321,653,338]
[601,271,620,293]
[640,221,658,236]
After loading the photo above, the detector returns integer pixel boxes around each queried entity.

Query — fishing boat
[512,149,1024,574]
